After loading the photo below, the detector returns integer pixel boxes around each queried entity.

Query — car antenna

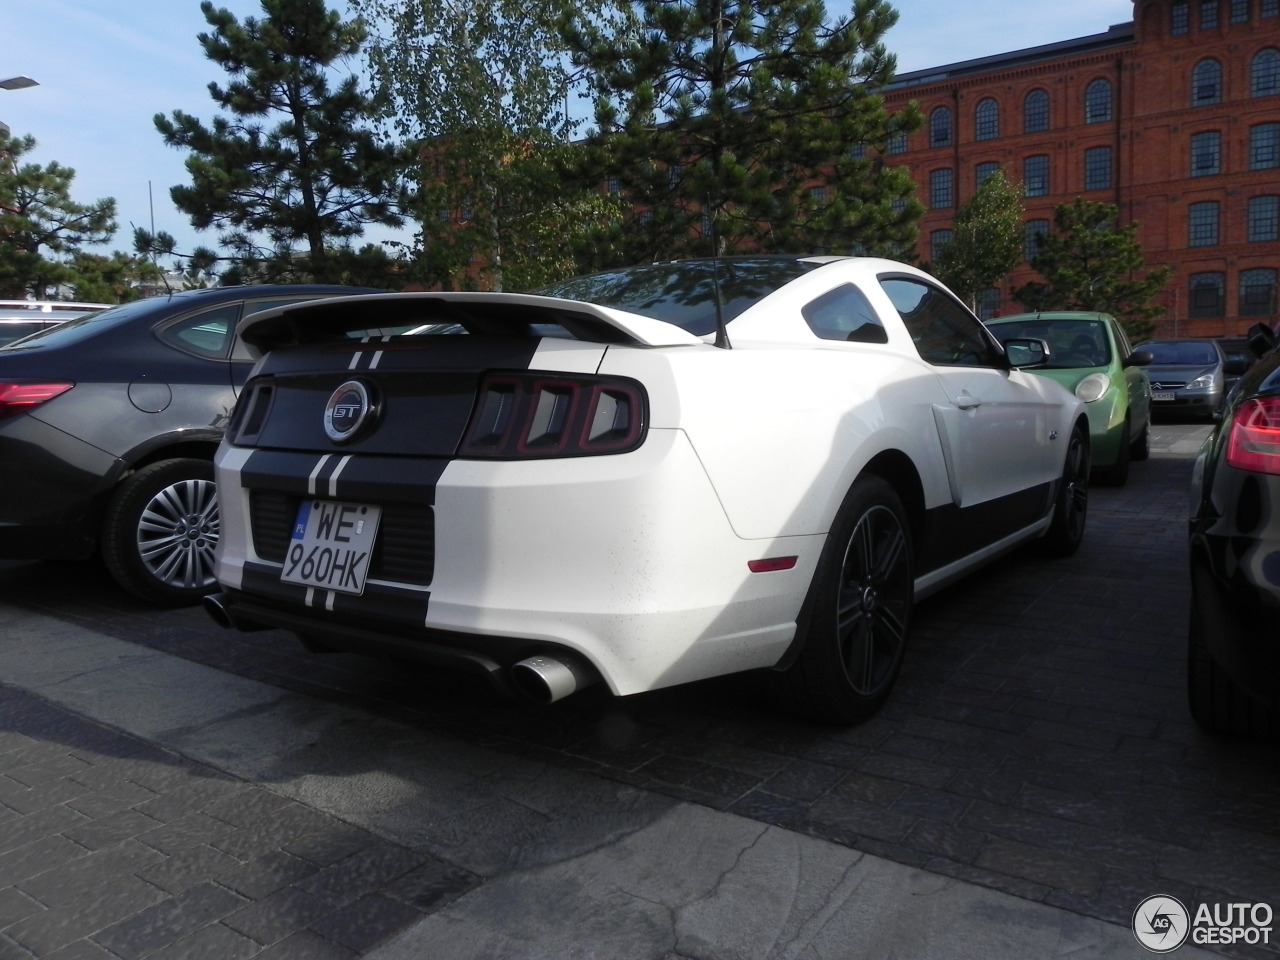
[707,198,732,350]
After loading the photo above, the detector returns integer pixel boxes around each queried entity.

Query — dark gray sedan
[1137,338,1247,420]
[0,285,377,605]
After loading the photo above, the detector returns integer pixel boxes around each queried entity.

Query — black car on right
[1188,321,1280,737]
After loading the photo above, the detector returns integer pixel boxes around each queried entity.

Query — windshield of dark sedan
[989,319,1113,368]
[1141,341,1220,365]
[536,259,820,336]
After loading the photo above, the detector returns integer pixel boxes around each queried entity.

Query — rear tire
[101,458,219,607]
[1041,424,1089,557]
[769,475,914,725]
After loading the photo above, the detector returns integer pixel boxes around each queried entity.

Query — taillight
[0,381,74,421]
[460,372,647,458]
[1226,396,1280,476]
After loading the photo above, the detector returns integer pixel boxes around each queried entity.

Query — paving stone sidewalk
[0,683,475,960]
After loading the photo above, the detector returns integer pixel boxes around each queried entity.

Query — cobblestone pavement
[0,683,477,959]
[2,421,1277,958]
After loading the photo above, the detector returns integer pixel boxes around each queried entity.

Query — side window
[157,304,241,360]
[878,276,999,367]
[802,284,888,343]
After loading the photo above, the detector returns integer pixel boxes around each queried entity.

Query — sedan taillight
[0,381,74,421]
[1226,396,1280,476]
[460,372,647,458]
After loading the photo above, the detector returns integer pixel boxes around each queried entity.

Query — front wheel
[1130,412,1151,461]
[101,458,220,606]
[769,475,914,724]
[1041,424,1089,557]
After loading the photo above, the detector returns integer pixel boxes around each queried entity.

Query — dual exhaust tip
[204,593,596,704]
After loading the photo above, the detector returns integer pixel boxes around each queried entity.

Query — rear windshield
[537,259,819,336]
[0,298,160,351]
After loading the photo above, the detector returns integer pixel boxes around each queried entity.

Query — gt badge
[324,380,378,443]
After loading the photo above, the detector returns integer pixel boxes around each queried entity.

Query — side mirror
[1246,322,1278,359]
[1124,350,1154,367]
[1223,354,1250,376]
[1003,337,1049,368]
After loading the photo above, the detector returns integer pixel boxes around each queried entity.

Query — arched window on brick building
[1253,48,1279,97]
[930,107,953,147]
[975,99,999,141]
[1241,268,1278,315]
[1024,90,1049,133]
[1085,79,1113,123]
[1189,272,1225,317]
[1192,59,1222,105]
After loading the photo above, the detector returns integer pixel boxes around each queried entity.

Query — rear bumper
[212,430,823,696]
[1189,461,1280,703]
[0,419,122,561]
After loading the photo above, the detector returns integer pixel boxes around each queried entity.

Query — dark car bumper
[0,416,124,560]
[1190,469,1280,704]
[1152,390,1221,416]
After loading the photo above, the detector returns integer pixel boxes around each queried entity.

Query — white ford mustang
[207,256,1089,723]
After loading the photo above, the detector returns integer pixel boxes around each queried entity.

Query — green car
[986,312,1153,486]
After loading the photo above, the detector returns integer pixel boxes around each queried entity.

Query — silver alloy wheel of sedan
[101,458,220,606]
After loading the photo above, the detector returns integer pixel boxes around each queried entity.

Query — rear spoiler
[238,291,705,353]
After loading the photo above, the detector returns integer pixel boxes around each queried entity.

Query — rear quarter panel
[599,343,955,541]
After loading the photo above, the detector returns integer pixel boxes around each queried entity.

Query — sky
[0,0,1139,263]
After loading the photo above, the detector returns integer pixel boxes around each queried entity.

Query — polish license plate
[1152,392,1176,401]
[281,500,382,595]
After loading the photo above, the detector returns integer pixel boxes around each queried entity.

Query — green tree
[930,167,1023,312]
[153,0,412,285]
[561,0,923,265]
[0,133,118,299]
[353,0,630,291]
[65,250,162,304]
[1013,198,1170,341]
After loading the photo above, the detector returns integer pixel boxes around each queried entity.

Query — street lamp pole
[0,75,38,143]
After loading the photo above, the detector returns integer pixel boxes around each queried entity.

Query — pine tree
[0,133,117,299]
[562,0,923,265]
[153,0,412,284]
[1013,198,1171,341]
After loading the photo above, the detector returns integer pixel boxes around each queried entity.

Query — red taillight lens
[460,372,647,458]
[0,381,74,421]
[1226,396,1280,476]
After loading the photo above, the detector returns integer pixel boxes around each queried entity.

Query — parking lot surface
[1,421,1275,958]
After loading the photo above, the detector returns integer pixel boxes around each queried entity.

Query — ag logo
[324,380,378,443]
[1133,895,1190,953]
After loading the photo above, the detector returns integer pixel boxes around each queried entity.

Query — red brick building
[882,0,1279,336]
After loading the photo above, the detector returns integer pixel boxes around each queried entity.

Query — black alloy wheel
[1042,424,1089,557]
[772,475,914,724]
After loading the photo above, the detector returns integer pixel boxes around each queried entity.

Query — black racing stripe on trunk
[238,450,441,587]
[324,455,448,503]
[259,335,547,376]
[240,562,431,628]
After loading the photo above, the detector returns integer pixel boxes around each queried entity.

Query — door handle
[955,394,982,410]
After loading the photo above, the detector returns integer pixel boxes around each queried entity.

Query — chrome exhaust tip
[510,653,597,704]
[203,592,235,629]
[202,592,269,632]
